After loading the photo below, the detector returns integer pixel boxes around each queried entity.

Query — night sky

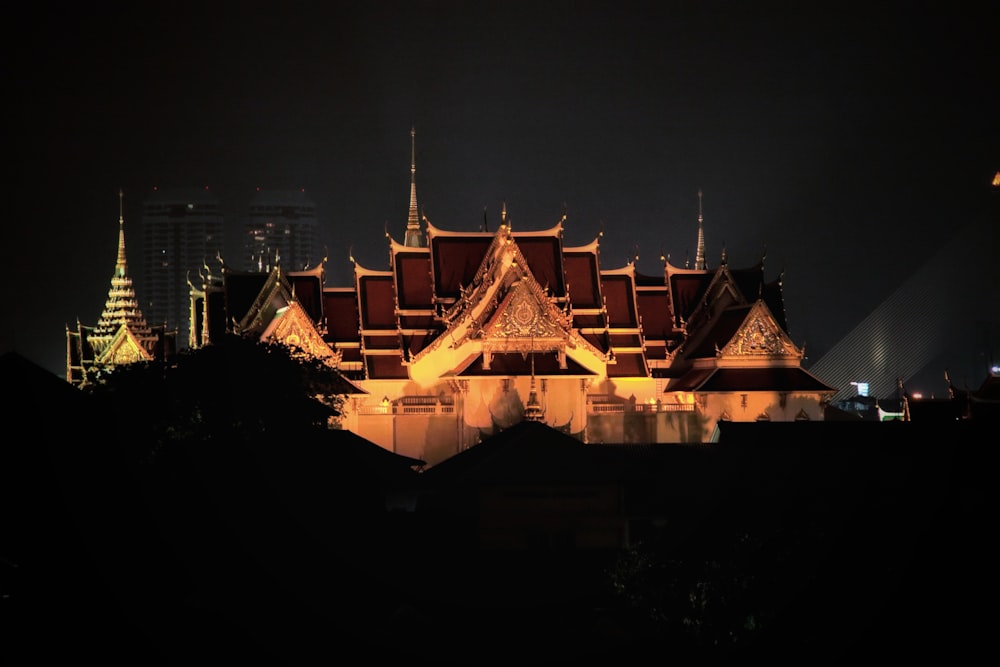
[6,1,997,393]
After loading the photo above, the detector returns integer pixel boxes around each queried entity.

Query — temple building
[190,135,836,467]
[67,191,177,388]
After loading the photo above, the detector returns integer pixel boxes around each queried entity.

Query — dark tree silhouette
[75,337,412,662]
[86,334,346,461]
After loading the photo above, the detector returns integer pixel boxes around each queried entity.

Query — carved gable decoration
[482,278,570,343]
[491,280,561,339]
[719,301,800,359]
[96,326,153,366]
[263,301,342,367]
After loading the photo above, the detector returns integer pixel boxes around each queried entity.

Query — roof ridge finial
[695,188,706,270]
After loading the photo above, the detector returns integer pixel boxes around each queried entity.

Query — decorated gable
[96,325,154,366]
[483,277,570,344]
[719,300,801,361]
[261,300,342,367]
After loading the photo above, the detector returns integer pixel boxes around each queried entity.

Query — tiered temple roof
[187,131,836,452]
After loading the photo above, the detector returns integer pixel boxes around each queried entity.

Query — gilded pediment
[264,301,342,367]
[94,325,153,366]
[719,301,800,359]
[474,276,577,368]
[484,279,569,341]
[408,226,608,382]
[442,229,573,351]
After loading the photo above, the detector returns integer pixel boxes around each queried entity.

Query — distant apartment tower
[141,187,225,349]
[243,188,319,272]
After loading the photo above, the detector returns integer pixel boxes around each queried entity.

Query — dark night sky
[5,1,997,392]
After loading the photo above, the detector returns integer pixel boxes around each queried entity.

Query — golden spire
[115,188,128,277]
[695,188,706,270]
[404,126,423,247]
[93,189,153,343]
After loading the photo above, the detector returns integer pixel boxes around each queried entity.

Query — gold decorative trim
[267,302,342,367]
[720,303,800,359]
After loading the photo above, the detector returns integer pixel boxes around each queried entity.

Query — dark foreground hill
[1,351,991,665]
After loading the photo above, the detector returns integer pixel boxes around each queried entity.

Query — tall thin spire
[94,189,152,341]
[695,188,706,270]
[116,188,128,276]
[404,126,423,247]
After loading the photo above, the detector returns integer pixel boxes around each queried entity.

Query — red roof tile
[394,252,434,309]
[359,275,397,329]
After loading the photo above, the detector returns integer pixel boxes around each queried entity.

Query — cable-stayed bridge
[808,216,996,402]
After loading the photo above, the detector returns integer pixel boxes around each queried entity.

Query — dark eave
[684,367,837,392]
[452,352,596,377]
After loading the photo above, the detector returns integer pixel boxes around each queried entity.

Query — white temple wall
[345,377,830,465]
[702,391,826,425]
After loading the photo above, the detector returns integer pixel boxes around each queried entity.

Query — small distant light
[911,392,923,399]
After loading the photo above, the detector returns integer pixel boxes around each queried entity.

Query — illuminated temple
[66,191,176,387]
[188,133,836,466]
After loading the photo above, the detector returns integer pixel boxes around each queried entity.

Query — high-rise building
[242,188,320,272]
[141,187,225,349]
